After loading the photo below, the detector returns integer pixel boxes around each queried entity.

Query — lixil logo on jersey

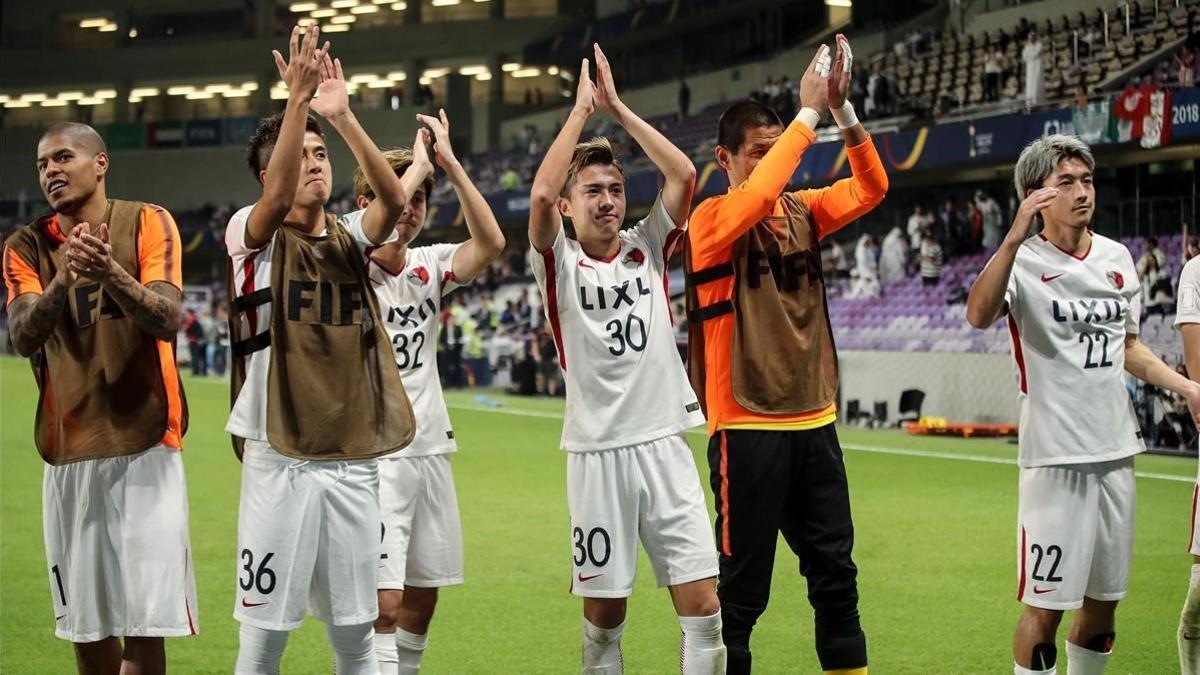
[1107,270,1124,290]
[408,266,431,286]
[622,248,645,267]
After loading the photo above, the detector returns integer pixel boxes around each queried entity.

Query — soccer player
[3,121,194,674]
[344,111,505,675]
[684,36,886,675]
[528,43,725,673]
[1173,252,1200,673]
[966,134,1200,675]
[225,26,420,674]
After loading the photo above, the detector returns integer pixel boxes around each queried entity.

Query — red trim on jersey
[542,248,567,371]
[183,549,196,635]
[1007,315,1027,394]
[1017,526,1028,601]
[1037,230,1093,261]
[1191,485,1198,552]
[662,228,685,325]
[582,245,621,263]
[241,250,262,331]
[719,431,731,556]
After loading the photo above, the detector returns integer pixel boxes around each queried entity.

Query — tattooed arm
[68,223,182,340]
[7,278,71,357]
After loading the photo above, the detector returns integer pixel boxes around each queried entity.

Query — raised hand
[828,34,853,109]
[411,127,435,179]
[573,58,596,117]
[416,109,458,170]
[55,223,87,285]
[1010,187,1059,241]
[592,43,622,115]
[272,25,328,103]
[311,52,349,119]
[67,223,115,282]
[799,43,831,115]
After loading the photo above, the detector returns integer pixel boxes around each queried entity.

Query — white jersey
[1004,232,1144,468]
[343,209,461,457]
[529,196,705,452]
[224,203,295,442]
[1173,256,1200,483]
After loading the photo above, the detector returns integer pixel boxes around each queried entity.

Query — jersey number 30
[606,314,647,356]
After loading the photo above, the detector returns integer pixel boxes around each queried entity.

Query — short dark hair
[40,122,107,156]
[562,137,625,197]
[717,100,782,154]
[245,111,325,181]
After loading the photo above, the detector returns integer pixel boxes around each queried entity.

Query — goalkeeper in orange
[684,35,888,675]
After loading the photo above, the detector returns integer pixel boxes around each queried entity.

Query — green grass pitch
[1,354,1195,673]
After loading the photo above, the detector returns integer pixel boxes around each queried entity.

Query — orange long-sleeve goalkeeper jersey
[687,120,888,436]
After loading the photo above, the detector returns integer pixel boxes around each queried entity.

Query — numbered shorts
[378,454,464,590]
[234,440,381,630]
[43,445,198,643]
[1016,457,1135,610]
[567,434,718,598]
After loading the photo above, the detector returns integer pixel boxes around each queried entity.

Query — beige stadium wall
[838,350,1020,425]
[966,0,1116,36]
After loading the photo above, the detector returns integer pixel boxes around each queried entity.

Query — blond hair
[352,147,434,200]
[561,137,625,197]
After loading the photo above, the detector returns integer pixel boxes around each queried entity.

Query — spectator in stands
[854,233,880,283]
[1173,47,1197,87]
[984,46,1003,102]
[500,165,520,191]
[866,63,890,118]
[213,305,229,377]
[968,199,984,253]
[1015,17,1032,42]
[1142,254,1175,316]
[183,309,207,376]
[977,190,1005,249]
[532,330,561,396]
[919,228,944,286]
[998,28,1012,51]
[908,203,934,251]
[1139,237,1167,277]
[678,77,691,119]
[939,197,966,255]
[830,238,852,281]
[850,63,868,115]
[880,226,908,287]
[1022,32,1046,107]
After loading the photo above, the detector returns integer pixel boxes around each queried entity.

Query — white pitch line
[448,404,1194,484]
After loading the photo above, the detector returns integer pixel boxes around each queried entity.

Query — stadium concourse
[3,0,1200,673]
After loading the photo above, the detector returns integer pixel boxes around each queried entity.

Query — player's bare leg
[1014,605,1063,673]
[669,578,726,674]
[582,597,626,674]
[74,637,122,675]
[1181,555,1200,674]
[119,637,165,675]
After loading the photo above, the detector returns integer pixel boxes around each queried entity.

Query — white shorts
[234,441,381,630]
[1016,457,1135,610]
[43,445,198,643]
[1189,482,1200,557]
[378,454,464,590]
[567,434,718,598]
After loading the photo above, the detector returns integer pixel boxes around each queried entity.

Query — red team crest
[623,248,645,267]
[408,266,431,286]
[1107,270,1124,290]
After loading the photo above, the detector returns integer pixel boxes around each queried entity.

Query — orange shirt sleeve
[793,135,889,241]
[3,245,42,308]
[688,120,816,258]
[138,205,183,289]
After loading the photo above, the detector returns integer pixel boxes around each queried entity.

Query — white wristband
[794,107,821,132]
[831,101,859,129]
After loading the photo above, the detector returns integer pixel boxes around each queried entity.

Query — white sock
[582,617,624,674]
[235,624,290,675]
[395,627,428,675]
[375,631,399,675]
[1066,641,1111,675]
[679,612,725,675]
[1181,564,1200,675]
[1014,662,1056,674]
[326,622,379,675]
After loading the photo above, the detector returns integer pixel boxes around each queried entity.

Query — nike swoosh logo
[577,573,604,582]
[579,260,595,270]
[55,614,66,620]
[1032,586,1055,594]
[1041,273,1064,283]
[241,599,269,607]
